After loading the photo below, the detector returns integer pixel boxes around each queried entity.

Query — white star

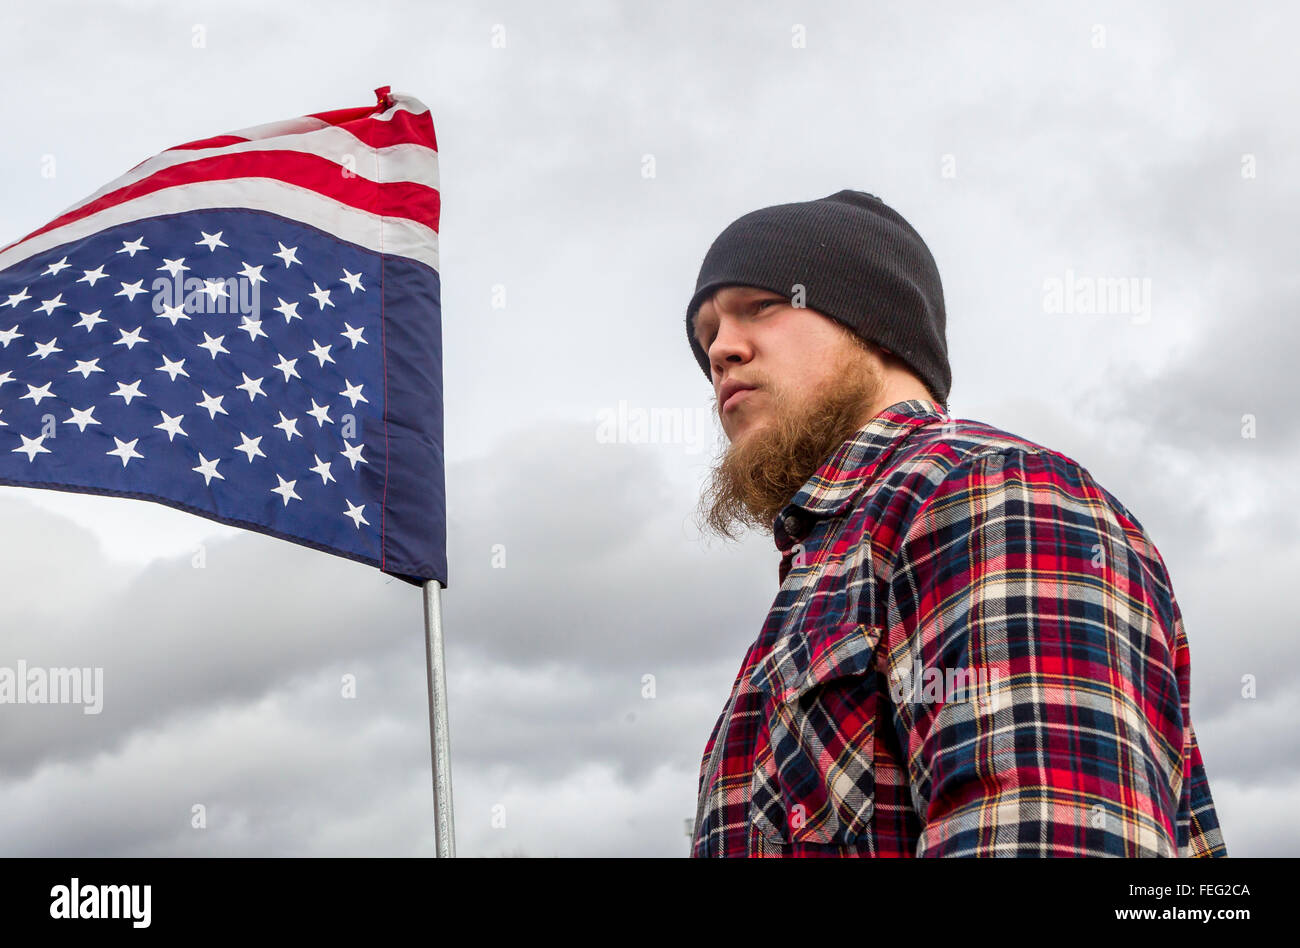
[307,339,334,367]
[109,380,146,405]
[309,454,335,485]
[196,390,227,419]
[339,380,369,407]
[0,370,14,387]
[192,454,224,486]
[117,237,148,257]
[155,411,188,442]
[343,500,369,528]
[198,332,229,359]
[68,358,104,379]
[236,373,266,401]
[4,287,31,308]
[74,310,106,332]
[234,432,265,462]
[237,262,266,286]
[340,269,365,293]
[35,293,66,315]
[21,382,55,405]
[29,338,61,359]
[237,316,267,341]
[11,434,51,462]
[274,412,301,441]
[157,257,189,277]
[77,265,109,287]
[0,409,5,427]
[114,326,148,350]
[157,355,189,381]
[106,437,144,467]
[306,399,333,427]
[156,302,189,326]
[0,325,23,348]
[273,298,301,324]
[272,354,300,382]
[115,281,146,301]
[42,256,72,276]
[201,278,229,301]
[196,231,227,252]
[271,474,302,506]
[272,242,300,267]
[340,323,367,348]
[340,440,368,470]
[308,282,334,310]
[65,406,100,432]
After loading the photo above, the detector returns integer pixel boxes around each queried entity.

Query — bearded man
[685,190,1227,858]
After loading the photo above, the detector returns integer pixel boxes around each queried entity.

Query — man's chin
[724,411,770,446]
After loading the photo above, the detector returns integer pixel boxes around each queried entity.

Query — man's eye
[700,300,782,349]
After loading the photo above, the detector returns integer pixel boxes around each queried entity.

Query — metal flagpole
[422,579,456,857]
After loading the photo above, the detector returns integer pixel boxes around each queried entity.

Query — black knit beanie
[685,190,951,409]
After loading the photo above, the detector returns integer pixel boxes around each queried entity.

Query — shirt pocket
[748,620,884,849]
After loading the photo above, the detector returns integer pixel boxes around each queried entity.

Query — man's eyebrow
[728,288,786,308]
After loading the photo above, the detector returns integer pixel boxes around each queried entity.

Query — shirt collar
[773,397,948,547]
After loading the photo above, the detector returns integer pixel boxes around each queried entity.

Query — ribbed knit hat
[685,190,951,408]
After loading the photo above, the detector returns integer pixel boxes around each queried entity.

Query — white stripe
[58,135,439,221]
[0,177,439,273]
[223,115,333,140]
[222,91,429,136]
[56,104,438,222]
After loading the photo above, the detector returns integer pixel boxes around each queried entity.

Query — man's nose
[707,321,750,377]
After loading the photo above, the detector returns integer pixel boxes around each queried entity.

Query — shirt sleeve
[880,447,1220,856]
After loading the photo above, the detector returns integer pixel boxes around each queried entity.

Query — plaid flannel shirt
[691,398,1227,857]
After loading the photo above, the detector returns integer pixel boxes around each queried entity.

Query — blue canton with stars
[0,208,443,582]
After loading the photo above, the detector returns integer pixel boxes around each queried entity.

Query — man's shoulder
[873,413,1174,590]
[871,413,1150,541]
[883,414,1086,492]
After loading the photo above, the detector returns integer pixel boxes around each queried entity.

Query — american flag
[0,86,446,586]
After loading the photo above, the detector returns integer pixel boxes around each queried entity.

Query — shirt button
[782,513,804,538]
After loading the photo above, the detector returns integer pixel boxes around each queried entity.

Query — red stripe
[6,149,440,251]
[163,110,438,156]
[308,104,378,126]
[332,108,439,152]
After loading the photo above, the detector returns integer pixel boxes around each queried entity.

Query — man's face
[692,285,888,539]
[692,286,870,443]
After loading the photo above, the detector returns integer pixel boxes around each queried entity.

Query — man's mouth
[722,388,755,412]
[719,379,760,412]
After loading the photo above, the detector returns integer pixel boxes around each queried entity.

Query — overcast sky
[0,0,1294,857]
